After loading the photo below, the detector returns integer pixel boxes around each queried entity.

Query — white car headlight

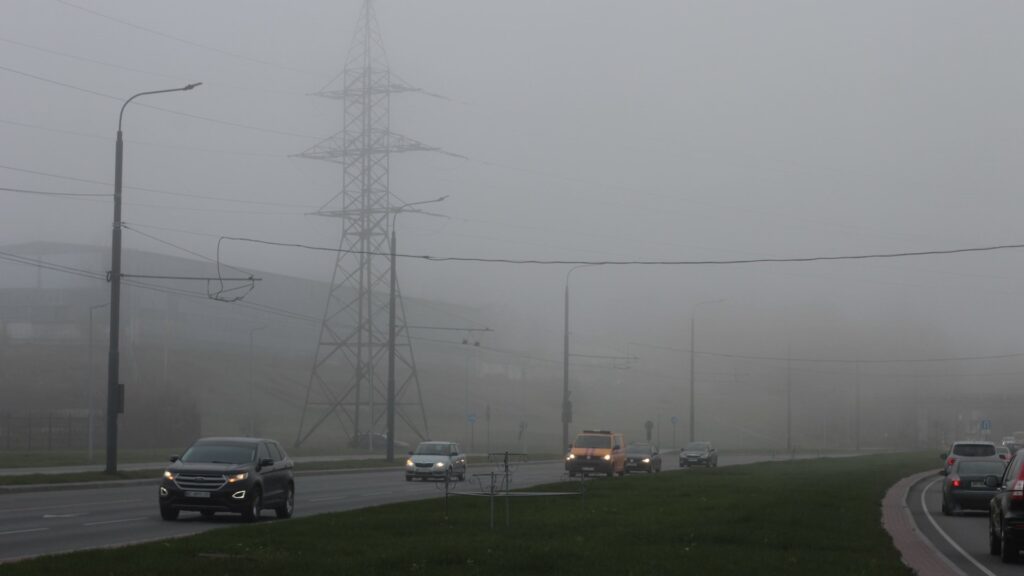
[406,459,414,467]
[227,472,248,484]
[603,454,611,461]
[642,458,650,463]
[434,461,446,468]
[163,470,174,481]
[566,454,576,460]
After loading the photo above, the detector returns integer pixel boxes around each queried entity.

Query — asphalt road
[0,452,822,563]
[906,473,1022,576]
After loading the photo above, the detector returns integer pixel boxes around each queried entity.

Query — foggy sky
[4,0,1024,382]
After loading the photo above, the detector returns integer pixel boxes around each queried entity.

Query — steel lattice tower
[294,0,434,448]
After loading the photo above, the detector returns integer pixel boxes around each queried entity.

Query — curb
[881,469,966,576]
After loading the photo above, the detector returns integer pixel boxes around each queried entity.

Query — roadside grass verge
[2,452,933,575]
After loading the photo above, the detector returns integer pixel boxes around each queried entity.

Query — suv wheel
[991,521,1003,556]
[941,498,952,516]
[1002,524,1018,563]
[242,487,262,523]
[275,484,294,519]
[160,505,178,521]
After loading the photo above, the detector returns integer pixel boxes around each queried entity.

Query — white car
[405,441,467,481]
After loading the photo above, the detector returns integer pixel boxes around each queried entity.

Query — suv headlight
[603,454,611,461]
[227,472,248,484]
[163,470,174,481]
[566,454,576,461]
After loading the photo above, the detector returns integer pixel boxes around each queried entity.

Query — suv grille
[174,474,227,491]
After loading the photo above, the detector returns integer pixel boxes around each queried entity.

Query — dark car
[942,458,1005,515]
[624,443,662,474]
[159,437,294,522]
[680,441,718,468]
[989,450,1024,563]
[942,441,996,475]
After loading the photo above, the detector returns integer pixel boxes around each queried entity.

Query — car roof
[194,437,271,445]
[952,441,995,446]
[418,441,453,445]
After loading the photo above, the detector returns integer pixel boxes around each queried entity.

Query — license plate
[971,481,985,488]
[581,467,594,471]
[185,491,211,498]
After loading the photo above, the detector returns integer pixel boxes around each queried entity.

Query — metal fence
[0,411,99,451]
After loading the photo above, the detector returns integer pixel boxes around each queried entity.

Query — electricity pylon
[294,0,437,449]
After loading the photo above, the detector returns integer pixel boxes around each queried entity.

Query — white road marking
[42,513,82,519]
[0,499,142,515]
[0,527,48,537]
[82,516,146,527]
[921,479,999,576]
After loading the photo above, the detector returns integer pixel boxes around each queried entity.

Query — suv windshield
[414,443,452,456]
[575,435,611,449]
[181,444,255,464]
[953,444,996,457]
[627,444,651,454]
[685,442,709,451]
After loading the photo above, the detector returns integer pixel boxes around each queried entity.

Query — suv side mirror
[258,458,274,469]
[169,455,180,463]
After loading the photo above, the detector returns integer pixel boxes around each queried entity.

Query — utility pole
[689,316,695,443]
[786,346,792,453]
[294,0,447,450]
[855,361,861,452]
[107,83,199,474]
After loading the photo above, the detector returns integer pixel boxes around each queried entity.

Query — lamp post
[386,196,447,462]
[106,83,200,475]
[88,302,109,462]
[562,264,600,453]
[689,299,724,444]
[247,325,267,437]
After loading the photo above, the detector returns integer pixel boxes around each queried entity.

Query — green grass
[0,449,175,469]
[0,453,933,575]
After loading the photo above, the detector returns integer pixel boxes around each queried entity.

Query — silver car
[405,441,467,481]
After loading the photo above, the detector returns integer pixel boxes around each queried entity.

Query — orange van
[565,430,625,477]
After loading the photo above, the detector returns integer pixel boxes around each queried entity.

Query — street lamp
[563,264,601,453]
[386,195,448,462]
[88,302,109,462]
[106,83,200,475]
[248,325,268,437]
[689,299,724,443]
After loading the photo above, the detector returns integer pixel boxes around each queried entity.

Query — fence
[0,411,99,452]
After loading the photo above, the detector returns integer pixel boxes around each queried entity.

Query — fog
[2,0,1024,454]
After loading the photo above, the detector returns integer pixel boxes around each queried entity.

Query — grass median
[2,452,933,575]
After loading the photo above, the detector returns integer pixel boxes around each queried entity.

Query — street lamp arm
[118,83,202,131]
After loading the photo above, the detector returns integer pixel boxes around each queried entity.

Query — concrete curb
[881,469,967,576]
[0,460,563,495]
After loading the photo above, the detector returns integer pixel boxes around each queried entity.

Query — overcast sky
[4,0,1024,368]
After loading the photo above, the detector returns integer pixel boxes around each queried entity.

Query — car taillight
[952,479,961,488]
[1012,479,1024,501]
[947,457,955,467]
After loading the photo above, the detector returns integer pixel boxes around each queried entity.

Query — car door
[452,443,465,475]
[995,454,1021,534]
[267,442,290,502]
[257,442,280,502]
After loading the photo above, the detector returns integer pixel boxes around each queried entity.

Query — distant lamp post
[386,196,447,462]
[689,299,724,443]
[106,83,200,475]
[562,264,600,453]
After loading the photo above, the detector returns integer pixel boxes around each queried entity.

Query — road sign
[467,413,477,424]
[671,416,679,425]
[981,419,992,431]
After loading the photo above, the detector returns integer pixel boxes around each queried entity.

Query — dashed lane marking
[82,516,147,527]
[0,527,48,537]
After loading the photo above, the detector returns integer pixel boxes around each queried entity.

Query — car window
[267,443,283,461]
[957,461,1005,476]
[257,442,271,462]
[1004,456,1022,486]
[575,435,612,448]
[451,444,459,455]
[414,443,451,455]
[181,443,255,464]
[272,442,288,461]
[952,444,995,457]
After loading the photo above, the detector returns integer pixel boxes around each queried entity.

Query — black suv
[989,449,1024,562]
[159,437,294,522]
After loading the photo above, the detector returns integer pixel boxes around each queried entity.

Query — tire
[200,510,215,518]
[941,498,952,516]
[991,521,1003,556]
[242,487,262,523]
[1002,524,1018,563]
[275,484,295,519]
[160,505,179,521]
[458,470,466,482]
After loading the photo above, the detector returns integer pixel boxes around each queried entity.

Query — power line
[0,64,319,139]
[52,0,316,76]
[0,185,109,198]
[218,235,1024,267]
